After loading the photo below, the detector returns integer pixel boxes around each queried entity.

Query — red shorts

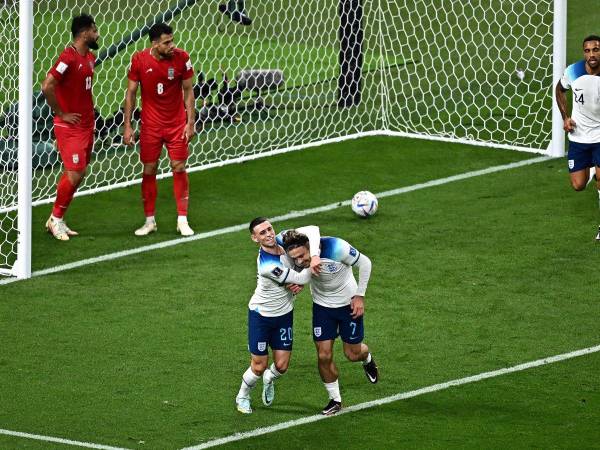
[139,123,189,164]
[54,124,94,171]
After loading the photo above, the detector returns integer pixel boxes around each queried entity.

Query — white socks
[145,215,156,224]
[237,367,260,398]
[324,379,341,402]
[363,352,372,365]
[263,363,282,384]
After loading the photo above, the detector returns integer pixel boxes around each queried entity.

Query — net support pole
[337,0,364,107]
[15,0,33,279]
[550,0,566,157]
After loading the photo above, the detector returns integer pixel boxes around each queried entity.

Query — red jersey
[48,46,95,128]
[127,48,194,129]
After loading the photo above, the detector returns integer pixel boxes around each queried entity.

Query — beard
[87,39,99,50]
[158,48,173,58]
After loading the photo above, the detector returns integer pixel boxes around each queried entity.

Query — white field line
[0,428,130,450]
[0,155,552,286]
[182,343,600,450]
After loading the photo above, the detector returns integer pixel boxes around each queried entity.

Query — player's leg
[592,145,600,240]
[170,159,193,236]
[236,310,270,414]
[338,307,378,383]
[166,126,193,236]
[47,126,91,240]
[262,311,293,406]
[313,303,342,415]
[567,141,593,191]
[315,340,342,415]
[135,127,161,236]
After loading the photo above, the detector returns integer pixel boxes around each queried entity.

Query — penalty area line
[181,342,600,450]
[0,155,552,287]
[0,428,130,450]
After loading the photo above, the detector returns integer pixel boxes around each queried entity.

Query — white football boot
[177,217,194,236]
[262,379,275,406]
[135,219,157,236]
[235,396,252,414]
[45,216,70,241]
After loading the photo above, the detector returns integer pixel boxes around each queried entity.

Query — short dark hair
[282,230,309,252]
[71,14,95,38]
[148,23,173,42]
[583,35,600,46]
[249,217,268,233]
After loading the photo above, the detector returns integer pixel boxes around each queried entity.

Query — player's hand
[58,112,81,124]
[310,255,321,276]
[286,283,304,295]
[350,295,364,319]
[123,125,135,146]
[563,117,576,133]
[182,122,196,142]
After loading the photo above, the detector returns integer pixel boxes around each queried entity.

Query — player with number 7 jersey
[124,22,196,237]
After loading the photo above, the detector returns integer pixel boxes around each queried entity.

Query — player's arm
[40,73,81,124]
[182,77,196,141]
[555,78,575,132]
[334,239,371,318]
[123,78,139,146]
[349,254,372,319]
[284,267,312,285]
[260,264,311,286]
[296,225,322,275]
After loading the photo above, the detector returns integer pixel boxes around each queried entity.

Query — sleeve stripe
[350,252,361,266]
[280,268,291,284]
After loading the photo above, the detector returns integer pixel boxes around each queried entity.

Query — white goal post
[1,0,566,279]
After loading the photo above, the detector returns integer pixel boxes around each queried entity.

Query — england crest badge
[313,327,322,338]
[167,67,174,80]
[257,342,266,352]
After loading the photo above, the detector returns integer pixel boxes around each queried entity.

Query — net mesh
[0,0,19,273]
[0,0,554,274]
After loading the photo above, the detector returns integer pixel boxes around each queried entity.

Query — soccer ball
[351,191,378,217]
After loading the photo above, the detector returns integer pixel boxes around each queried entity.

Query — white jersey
[560,60,600,143]
[248,248,310,317]
[309,237,371,308]
[248,225,320,317]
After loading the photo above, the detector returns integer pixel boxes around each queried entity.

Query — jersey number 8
[157,83,164,95]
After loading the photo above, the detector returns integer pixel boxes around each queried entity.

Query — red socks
[172,171,189,216]
[52,173,77,218]
[141,173,158,217]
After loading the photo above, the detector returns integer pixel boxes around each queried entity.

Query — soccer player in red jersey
[123,23,196,237]
[41,14,99,241]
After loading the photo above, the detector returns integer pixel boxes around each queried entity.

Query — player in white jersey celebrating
[282,230,378,416]
[235,217,321,414]
[555,35,600,238]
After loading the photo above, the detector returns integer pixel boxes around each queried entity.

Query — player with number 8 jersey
[124,22,196,237]
[127,47,193,129]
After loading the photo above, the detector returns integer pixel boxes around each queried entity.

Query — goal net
[0,0,556,276]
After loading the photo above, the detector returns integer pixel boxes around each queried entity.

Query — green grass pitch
[2,135,600,449]
[1,0,600,448]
